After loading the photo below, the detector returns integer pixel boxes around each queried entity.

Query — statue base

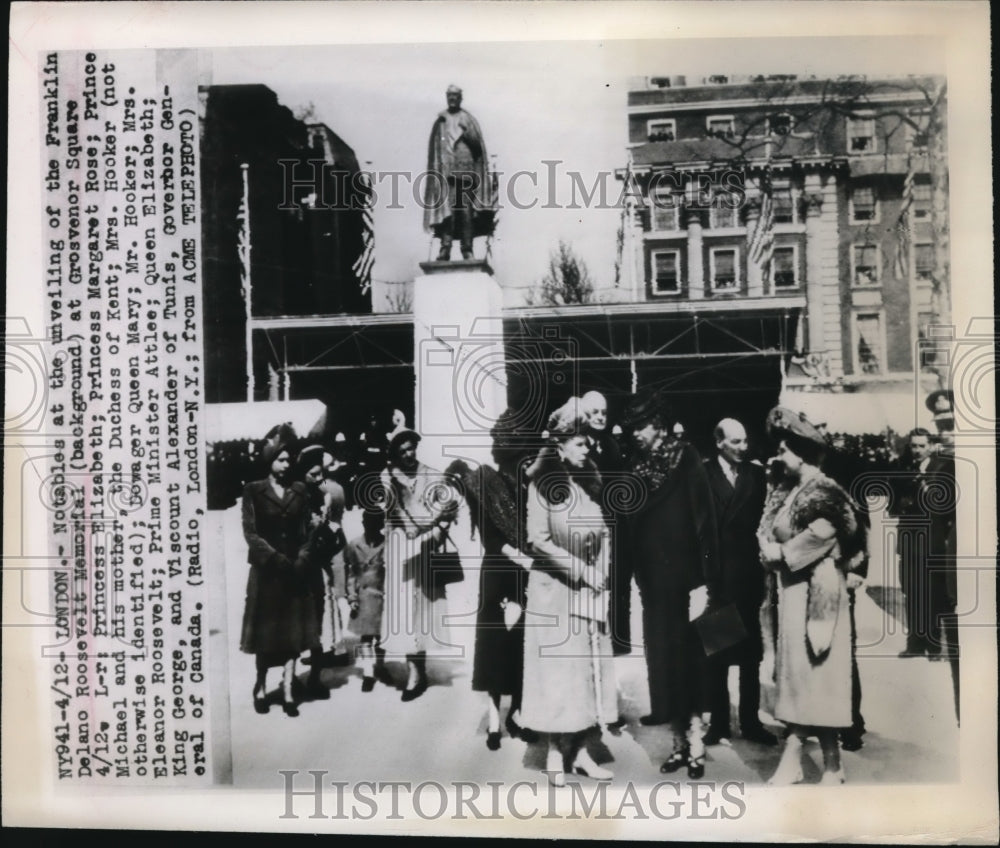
[412,263,506,469]
[419,259,494,276]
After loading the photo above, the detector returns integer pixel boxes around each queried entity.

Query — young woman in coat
[240,432,342,717]
[758,408,867,785]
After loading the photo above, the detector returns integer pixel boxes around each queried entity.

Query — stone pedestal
[412,260,506,468]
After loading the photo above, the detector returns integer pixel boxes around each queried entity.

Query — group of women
[239,392,866,786]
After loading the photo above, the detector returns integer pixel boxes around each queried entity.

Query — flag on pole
[614,155,637,288]
[236,162,254,401]
[353,166,375,295]
[747,171,775,284]
[893,157,914,279]
[237,162,252,303]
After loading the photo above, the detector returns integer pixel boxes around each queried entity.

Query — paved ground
[207,503,960,788]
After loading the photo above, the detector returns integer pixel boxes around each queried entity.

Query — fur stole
[788,474,865,660]
[788,474,866,564]
[630,435,686,493]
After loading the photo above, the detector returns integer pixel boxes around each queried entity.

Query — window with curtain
[915,243,934,280]
[851,185,878,222]
[773,184,795,223]
[711,248,738,290]
[856,313,884,374]
[853,244,879,285]
[653,250,680,294]
[848,116,876,153]
[772,246,797,288]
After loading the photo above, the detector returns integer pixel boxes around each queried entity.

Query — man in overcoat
[702,418,778,746]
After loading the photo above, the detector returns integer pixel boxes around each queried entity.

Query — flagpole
[238,162,254,402]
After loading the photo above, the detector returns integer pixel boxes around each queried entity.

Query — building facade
[620,73,949,426]
[199,84,372,404]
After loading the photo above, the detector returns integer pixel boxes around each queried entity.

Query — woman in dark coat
[621,388,720,780]
[758,408,867,785]
[240,432,341,717]
[448,410,539,751]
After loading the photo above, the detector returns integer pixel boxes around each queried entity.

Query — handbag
[693,602,748,657]
[397,495,465,592]
[428,544,464,591]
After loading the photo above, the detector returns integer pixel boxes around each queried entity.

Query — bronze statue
[423,85,496,261]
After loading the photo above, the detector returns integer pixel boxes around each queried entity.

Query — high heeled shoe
[486,731,501,751]
[572,750,613,780]
[686,753,705,780]
[400,678,427,702]
[545,749,566,787]
[660,747,689,774]
[505,714,539,743]
[819,767,846,786]
[766,758,803,786]
[252,683,269,715]
[281,689,299,718]
[766,735,805,785]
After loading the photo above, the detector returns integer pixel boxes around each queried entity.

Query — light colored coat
[519,472,618,733]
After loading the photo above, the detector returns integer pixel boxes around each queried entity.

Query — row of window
[646,112,932,152]
[853,310,937,376]
[852,242,935,285]
[651,241,935,294]
[649,183,799,230]
[651,245,799,295]
[643,179,931,232]
[849,180,932,224]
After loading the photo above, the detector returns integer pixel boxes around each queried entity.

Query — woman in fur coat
[520,398,618,786]
[757,408,867,785]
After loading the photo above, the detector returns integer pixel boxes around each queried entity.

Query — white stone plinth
[412,262,506,469]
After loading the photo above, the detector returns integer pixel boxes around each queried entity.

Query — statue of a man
[423,85,495,261]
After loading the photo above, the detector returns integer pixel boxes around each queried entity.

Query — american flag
[614,156,637,288]
[236,163,252,303]
[893,159,914,279]
[237,163,254,401]
[353,167,375,295]
[747,172,775,284]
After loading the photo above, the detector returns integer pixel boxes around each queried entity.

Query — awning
[205,399,327,442]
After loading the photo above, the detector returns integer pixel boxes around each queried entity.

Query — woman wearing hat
[240,430,342,716]
[520,398,618,786]
[380,428,460,701]
[298,446,351,676]
[758,408,867,785]
[620,388,720,780]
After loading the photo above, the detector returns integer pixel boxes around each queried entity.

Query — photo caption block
[42,48,209,783]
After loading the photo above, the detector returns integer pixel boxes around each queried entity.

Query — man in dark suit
[581,391,633,656]
[702,418,777,746]
[893,427,937,657]
[926,394,959,723]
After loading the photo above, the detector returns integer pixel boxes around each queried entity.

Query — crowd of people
[236,386,959,786]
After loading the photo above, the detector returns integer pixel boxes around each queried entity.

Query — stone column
[686,210,705,299]
[412,259,506,469]
[803,176,826,357]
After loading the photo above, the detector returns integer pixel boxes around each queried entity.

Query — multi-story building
[619,73,949,430]
[199,84,372,405]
